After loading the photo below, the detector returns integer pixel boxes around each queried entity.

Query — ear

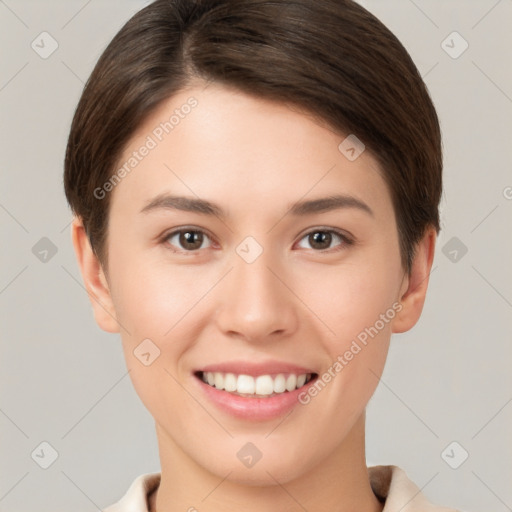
[392,227,437,334]
[70,216,120,333]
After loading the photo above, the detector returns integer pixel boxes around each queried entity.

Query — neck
[151,412,383,512]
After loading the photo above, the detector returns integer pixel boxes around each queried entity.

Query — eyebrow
[140,193,374,218]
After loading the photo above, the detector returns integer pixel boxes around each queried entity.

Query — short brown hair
[64,0,442,274]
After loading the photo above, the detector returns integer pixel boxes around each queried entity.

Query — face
[79,82,423,485]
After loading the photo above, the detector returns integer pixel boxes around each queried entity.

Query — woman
[64,0,458,510]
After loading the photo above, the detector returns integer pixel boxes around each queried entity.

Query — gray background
[1,0,511,510]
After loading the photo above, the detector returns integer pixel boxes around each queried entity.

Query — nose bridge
[216,239,296,340]
[236,244,281,298]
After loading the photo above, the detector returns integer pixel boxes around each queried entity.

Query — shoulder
[103,467,466,512]
[102,472,161,512]
[368,464,462,511]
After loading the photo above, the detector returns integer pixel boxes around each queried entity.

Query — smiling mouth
[194,371,318,398]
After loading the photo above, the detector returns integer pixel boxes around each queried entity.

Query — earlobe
[392,227,437,334]
[70,217,120,333]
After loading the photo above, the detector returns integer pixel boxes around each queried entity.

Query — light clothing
[103,465,461,511]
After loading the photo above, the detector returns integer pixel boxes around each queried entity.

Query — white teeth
[237,374,255,394]
[273,374,286,393]
[200,371,313,396]
[285,374,297,392]
[255,375,274,395]
[224,372,237,392]
[214,372,224,390]
[296,374,306,388]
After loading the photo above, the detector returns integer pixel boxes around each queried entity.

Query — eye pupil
[180,230,203,250]
[310,231,332,250]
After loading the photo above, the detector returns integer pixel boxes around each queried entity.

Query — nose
[214,247,298,344]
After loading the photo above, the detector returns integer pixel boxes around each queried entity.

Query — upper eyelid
[300,226,353,240]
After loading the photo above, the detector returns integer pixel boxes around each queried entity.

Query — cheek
[303,256,401,345]
[107,247,215,401]
[109,247,202,339]
[109,266,195,422]
[302,257,400,406]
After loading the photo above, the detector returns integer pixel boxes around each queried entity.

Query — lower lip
[194,374,317,421]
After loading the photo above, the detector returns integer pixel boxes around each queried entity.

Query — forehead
[110,83,391,220]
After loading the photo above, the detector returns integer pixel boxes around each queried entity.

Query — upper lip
[196,360,317,377]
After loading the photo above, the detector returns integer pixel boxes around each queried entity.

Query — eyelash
[159,226,355,255]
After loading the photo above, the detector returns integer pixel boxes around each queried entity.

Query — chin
[198,445,313,487]
[220,463,304,487]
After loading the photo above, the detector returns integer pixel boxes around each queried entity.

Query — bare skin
[72,82,435,512]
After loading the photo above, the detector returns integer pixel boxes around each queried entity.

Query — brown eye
[297,229,352,252]
[164,229,212,252]
[309,231,333,250]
